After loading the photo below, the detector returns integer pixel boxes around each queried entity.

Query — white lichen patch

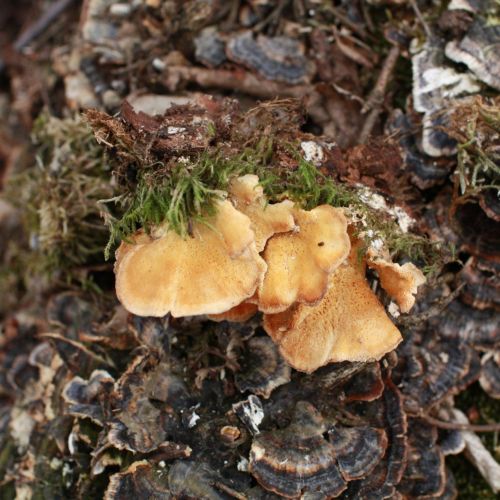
[233,395,264,434]
[15,484,32,500]
[448,0,477,11]
[370,237,385,252]
[62,462,74,489]
[167,126,186,135]
[152,58,166,71]
[10,408,36,452]
[50,457,63,470]
[301,141,324,166]
[392,207,414,233]
[245,403,264,432]
[439,352,450,363]
[388,301,401,318]
[187,410,200,428]
[237,457,249,472]
[68,431,78,455]
[109,2,132,17]
[358,186,415,232]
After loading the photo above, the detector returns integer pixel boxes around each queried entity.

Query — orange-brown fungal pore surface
[367,257,426,313]
[208,301,259,322]
[115,200,267,318]
[263,252,402,373]
[257,205,351,314]
[229,174,295,252]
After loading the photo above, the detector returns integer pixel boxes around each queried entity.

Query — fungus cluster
[115,174,425,372]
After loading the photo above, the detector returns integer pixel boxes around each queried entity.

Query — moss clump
[450,98,500,198]
[102,141,448,275]
[266,158,448,275]
[5,112,116,283]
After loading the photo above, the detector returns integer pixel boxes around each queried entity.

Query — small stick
[362,45,400,113]
[326,5,371,41]
[214,482,247,500]
[409,0,432,39]
[361,1,375,34]
[222,0,241,31]
[422,414,500,433]
[162,65,315,99]
[253,0,290,33]
[359,45,400,143]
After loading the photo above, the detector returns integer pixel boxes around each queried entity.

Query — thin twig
[214,482,247,500]
[409,0,432,39]
[359,45,400,144]
[362,46,400,113]
[220,0,240,31]
[162,65,315,99]
[422,414,500,433]
[361,1,375,34]
[324,5,371,41]
[253,0,290,33]
[331,83,365,105]
[396,282,464,328]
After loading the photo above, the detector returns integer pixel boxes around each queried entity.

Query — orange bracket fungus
[367,250,426,313]
[228,174,296,252]
[113,173,422,375]
[263,250,402,373]
[257,205,351,314]
[114,199,266,317]
[208,301,259,323]
[207,174,295,323]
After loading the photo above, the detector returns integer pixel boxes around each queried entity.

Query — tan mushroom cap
[115,200,267,318]
[208,301,258,322]
[367,255,426,313]
[229,174,295,252]
[263,251,402,373]
[257,205,351,314]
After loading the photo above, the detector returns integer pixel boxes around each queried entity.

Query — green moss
[5,112,117,284]
[448,454,498,500]
[455,102,500,197]
[103,142,449,274]
[448,383,500,499]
